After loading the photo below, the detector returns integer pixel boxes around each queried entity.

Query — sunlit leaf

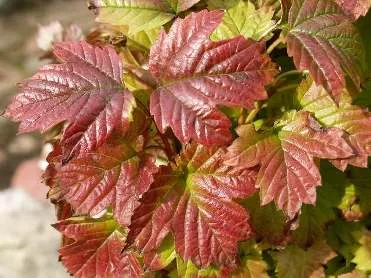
[226,111,353,218]
[149,10,276,145]
[287,0,364,101]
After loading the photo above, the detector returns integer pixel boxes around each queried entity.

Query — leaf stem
[267,34,285,54]
[274,70,303,84]
[135,98,174,160]
[245,102,261,124]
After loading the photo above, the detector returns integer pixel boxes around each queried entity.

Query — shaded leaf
[149,10,276,145]
[348,167,371,218]
[166,0,201,12]
[356,12,371,79]
[275,241,336,278]
[211,0,276,41]
[226,111,353,218]
[291,161,346,246]
[129,144,257,267]
[243,194,288,245]
[5,41,135,159]
[53,215,143,278]
[228,243,270,278]
[298,78,371,170]
[287,0,364,101]
[57,131,159,226]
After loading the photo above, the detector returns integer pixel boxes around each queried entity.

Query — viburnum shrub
[5,0,371,277]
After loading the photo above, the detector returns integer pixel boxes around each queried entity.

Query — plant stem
[267,34,284,54]
[245,102,261,124]
[274,70,302,84]
[135,98,174,160]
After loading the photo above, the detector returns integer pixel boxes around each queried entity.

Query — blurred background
[0,1,93,277]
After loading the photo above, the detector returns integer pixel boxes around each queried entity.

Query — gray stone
[0,188,68,278]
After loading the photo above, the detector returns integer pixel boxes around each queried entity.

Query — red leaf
[57,133,159,226]
[335,0,371,20]
[226,111,353,218]
[149,10,276,145]
[129,144,256,267]
[54,216,143,278]
[298,78,371,170]
[5,41,136,159]
[287,0,363,101]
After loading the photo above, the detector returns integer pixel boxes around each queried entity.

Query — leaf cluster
[5,0,371,277]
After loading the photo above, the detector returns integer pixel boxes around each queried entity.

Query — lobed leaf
[129,144,257,267]
[211,0,276,41]
[54,215,143,278]
[298,78,371,170]
[5,41,135,159]
[57,130,159,226]
[88,0,201,35]
[275,241,336,278]
[287,0,364,101]
[226,111,353,218]
[149,10,277,145]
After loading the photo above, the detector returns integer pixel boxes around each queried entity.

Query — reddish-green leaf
[129,144,256,267]
[298,78,371,170]
[5,41,135,159]
[89,0,200,35]
[275,241,336,278]
[226,111,353,218]
[57,132,159,226]
[54,215,143,278]
[335,0,371,20]
[149,10,276,145]
[287,0,364,101]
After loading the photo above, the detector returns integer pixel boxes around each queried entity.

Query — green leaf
[127,28,160,51]
[206,0,240,9]
[275,241,336,278]
[211,0,276,41]
[166,0,201,12]
[143,235,176,271]
[352,230,371,272]
[298,77,371,170]
[357,10,371,78]
[88,0,175,35]
[230,256,270,277]
[349,167,371,217]
[229,241,270,277]
[338,183,364,221]
[174,256,220,278]
[243,194,288,245]
[326,220,363,264]
[338,269,369,278]
[291,162,346,247]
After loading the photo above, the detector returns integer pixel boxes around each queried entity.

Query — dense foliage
[5,0,371,277]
